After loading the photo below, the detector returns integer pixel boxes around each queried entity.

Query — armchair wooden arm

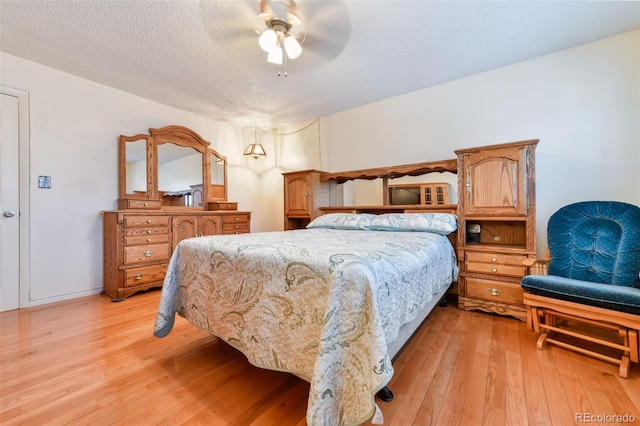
[523,249,550,275]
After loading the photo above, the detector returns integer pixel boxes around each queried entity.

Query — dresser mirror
[158,143,203,207]
[123,137,149,196]
[117,126,228,210]
[210,152,226,200]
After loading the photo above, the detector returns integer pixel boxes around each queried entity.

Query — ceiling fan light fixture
[267,46,283,65]
[258,28,278,52]
[257,1,305,68]
[283,34,301,59]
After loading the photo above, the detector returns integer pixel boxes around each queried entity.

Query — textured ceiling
[1,1,639,125]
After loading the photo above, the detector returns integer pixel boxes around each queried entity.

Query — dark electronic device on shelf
[466,223,481,243]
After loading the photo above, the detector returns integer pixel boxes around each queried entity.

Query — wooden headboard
[317,158,460,251]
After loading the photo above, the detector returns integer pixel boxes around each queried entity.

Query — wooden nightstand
[455,139,538,321]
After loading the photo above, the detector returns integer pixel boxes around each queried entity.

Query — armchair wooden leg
[537,333,549,349]
[629,329,638,364]
[526,306,534,332]
[533,307,549,348]
[531,307,541,333]
[620,356,630,379]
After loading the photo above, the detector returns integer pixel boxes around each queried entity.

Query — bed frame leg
[439,298,448,308]
[376,386,394,402]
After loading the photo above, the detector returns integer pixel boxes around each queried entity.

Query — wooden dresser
[103,125,251,301]
[455,140,538,320]
[103,210,250,301]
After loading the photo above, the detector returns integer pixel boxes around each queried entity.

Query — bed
[154,212,458,425]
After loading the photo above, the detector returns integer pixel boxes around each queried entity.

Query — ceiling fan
[256,0,306,66]
[198,0,351,74]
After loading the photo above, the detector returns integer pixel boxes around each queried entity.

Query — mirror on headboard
[117,126,228,210]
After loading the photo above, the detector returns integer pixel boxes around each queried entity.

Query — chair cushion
[521,274,640,315]
[547,201,640,288]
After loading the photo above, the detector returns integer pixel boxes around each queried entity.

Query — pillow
[306,213,376,230]
[365,213,457,235]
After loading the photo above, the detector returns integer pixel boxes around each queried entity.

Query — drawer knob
[491,257,497,262]
[227,204,231,208]
[147,219,152,224]
[235,225,239,228]
[147,238,151,242]
[147,230,152,234]
[144,203,148,207]
[487,288,502,296]
[235,217,239,221]
[133,274,143,280]
[144,251,153,257]
[492,268,498,273]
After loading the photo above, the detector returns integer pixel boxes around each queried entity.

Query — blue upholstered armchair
[521,201,640,377]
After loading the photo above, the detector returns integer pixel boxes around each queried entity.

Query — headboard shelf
[320,205,457,214]
[319,158,457,184]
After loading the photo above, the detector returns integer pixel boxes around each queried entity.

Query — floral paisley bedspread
[154,228,457,425]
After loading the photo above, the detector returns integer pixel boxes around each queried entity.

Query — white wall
[0,53,294,305]
[320,30,640,256]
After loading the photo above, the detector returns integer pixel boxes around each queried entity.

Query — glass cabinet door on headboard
[117,125,228,210]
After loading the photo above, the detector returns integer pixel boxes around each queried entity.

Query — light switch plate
[38,176,51,189]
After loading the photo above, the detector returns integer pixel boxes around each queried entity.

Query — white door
[0,92,21,311]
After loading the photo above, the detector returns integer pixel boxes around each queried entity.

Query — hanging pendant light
[244,124,267,159]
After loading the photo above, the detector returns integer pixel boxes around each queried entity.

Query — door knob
[3,210,16,218]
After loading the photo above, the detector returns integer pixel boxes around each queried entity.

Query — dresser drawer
[124,264,168,287]
[125,233,170,246]
[222,214,250,224]
[208,201,238,211]
[223,223,250,234]
[124,243,171,264]
[465,277,523,305]
[123,200,162,210]
[124,215,170,227]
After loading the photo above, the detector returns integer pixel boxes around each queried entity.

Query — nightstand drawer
[124,243,171,264]
[465,252,527,265]
[465,252,527,277]
[465,277,523,305]
[465,262,527,277]
[124,264,168,287]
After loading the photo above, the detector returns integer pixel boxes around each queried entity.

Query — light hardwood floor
[1,290,638,425]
